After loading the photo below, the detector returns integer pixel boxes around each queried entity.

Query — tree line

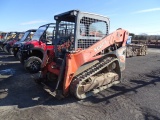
[129,33,160,40]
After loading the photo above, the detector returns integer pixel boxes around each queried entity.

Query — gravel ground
[0,48,160,120]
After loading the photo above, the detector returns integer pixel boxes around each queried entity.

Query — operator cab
[54,10,110,57]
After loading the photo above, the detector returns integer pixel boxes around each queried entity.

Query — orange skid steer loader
[35,10,129,99]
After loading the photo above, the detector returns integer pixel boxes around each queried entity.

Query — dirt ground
[0,48,160,120]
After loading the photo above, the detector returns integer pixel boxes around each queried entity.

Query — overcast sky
[0,0,160,35]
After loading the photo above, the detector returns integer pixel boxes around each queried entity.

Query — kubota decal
[94,40,107,52]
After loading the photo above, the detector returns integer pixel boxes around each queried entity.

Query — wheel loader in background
[126,36,147,57]
[35,10,129,99]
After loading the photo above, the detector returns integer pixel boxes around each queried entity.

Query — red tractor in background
[35,10,129,99]
[20,23,56,73]
[13,29,36,59]
[4,32,24,54]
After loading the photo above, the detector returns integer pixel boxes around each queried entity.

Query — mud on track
[0,49,160,120]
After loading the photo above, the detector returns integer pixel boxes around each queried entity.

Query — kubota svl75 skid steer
[35,10,129,99]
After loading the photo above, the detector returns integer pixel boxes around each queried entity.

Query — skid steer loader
[35,10,129,99]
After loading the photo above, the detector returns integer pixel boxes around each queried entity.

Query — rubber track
[70,56,119,99]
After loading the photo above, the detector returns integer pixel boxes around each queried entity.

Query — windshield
[18,33,24,40]
[31,26,47,41]
[19,32,29,42]
[6,33,16,40]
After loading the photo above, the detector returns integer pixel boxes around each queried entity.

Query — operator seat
[54,35,74,66]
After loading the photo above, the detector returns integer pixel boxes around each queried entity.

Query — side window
[80,23,86,36]
[89,22,106,37]
[47,24,56,39]
[19,33,24,39]
[29,32,34,39]
[80,17,108,37]
[58,21,75,38]
[12,34,16,39]
[46,27,53,38]
[27,32,34,41]
[45,24,56,44]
